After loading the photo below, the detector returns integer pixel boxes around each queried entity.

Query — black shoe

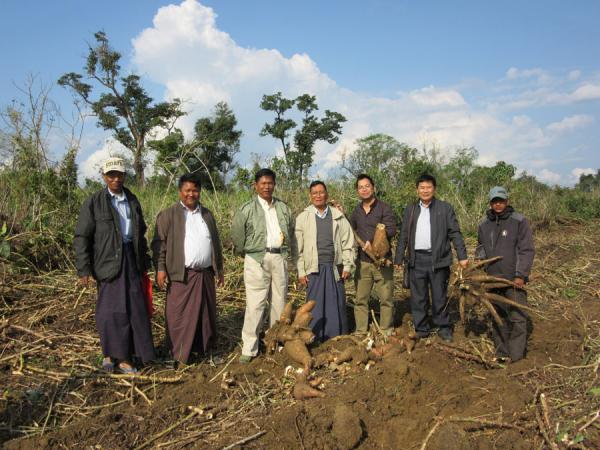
[415,330,430,339]
[438,330,453,342]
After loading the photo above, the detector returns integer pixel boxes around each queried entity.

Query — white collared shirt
[314,205,329,219]
[181,202,213,269]
[108,188,132,243]
[257,196,283,248]
[414,201,432,251]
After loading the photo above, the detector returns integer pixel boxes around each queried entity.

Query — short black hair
[309,180,327,191]
[416,173,437,188]
[178,173,201,189]
[254,168,276,183]
[355,173,375,189]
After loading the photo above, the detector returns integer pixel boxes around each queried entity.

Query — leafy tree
[58,31,184,185]
[341,134,435,190]
[150,102,242,189]
[260,92,346,183]
[193,101,242,186]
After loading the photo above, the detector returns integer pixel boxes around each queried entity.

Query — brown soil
[1,221,600,449]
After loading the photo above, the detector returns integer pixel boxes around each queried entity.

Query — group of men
[75,157,535,373]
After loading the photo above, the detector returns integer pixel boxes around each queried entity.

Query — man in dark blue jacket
[476,186,535,362]
[395,174,468,342]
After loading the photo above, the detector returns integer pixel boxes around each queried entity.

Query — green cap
[489,186,508,201]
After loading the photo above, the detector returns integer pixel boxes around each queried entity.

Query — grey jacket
[295,205,356,280]
[476,206,535,280]
[74,187,151,281]
[152,203,224,283]
[394,198,468,269]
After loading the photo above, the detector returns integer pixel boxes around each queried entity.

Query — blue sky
[2,0,599,184]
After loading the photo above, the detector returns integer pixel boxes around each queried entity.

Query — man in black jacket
[74,157,154,373]
[394,174,468,342]
[476,186,535,362]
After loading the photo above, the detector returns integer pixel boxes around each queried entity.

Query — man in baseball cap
[102,157,126,174]
[74,156,154,373]
[476,186,535,363]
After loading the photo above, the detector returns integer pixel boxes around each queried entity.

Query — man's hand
[217,273,225,288]
[298,275,308,287]
[329,200,345,215]
[362,241,372,252]
[79,276,92,287]
[341,271,351,281]
[394,264,403,271]
[513,277,525,288]
[458,259,469,269]
[156,271,168,290]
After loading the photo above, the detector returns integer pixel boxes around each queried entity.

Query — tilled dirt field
[1,221,599,449]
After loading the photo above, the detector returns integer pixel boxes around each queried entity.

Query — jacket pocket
[95,214,114,233]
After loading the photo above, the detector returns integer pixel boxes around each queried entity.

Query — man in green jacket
[231,168,296,363]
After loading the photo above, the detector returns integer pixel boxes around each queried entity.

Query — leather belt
[265,247,282,254]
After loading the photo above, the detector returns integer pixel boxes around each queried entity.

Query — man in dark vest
[153,173,224,365]
[74,157,154,373]
[476,186,535,362]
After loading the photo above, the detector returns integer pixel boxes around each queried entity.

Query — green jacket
[231,196,297,263]
[295,205,356,281]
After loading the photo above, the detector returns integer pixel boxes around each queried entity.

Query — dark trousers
[96,243,155,363]
[491,287,528,361]
[409,251,450,333]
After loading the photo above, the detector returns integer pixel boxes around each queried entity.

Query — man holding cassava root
[152,173,224,365]
[394,173,468,343]
[74,157,154,374]
[295,181,355,342]
[232,168,297,363]
[476,186,535,362]
[350,174,397,336]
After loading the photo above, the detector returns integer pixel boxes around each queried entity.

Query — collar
[419,199,434,209]
[180,201,201,214]
[107,188,126,202]
[313,205,329,219]
[257,196,275,209]
[358,197,378,213]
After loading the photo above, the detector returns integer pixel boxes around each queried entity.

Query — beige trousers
[241,253,288,356]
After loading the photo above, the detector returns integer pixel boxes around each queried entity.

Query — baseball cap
[102,157,126,174]
[489,186,508,201]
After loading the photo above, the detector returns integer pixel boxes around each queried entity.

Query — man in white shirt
[231,168,296,363]
[395,174,468,342]
[153,174,224,364]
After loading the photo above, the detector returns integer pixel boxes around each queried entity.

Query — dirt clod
[332,404,363,450]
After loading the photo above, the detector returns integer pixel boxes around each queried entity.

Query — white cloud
[537,169,562,185]
[505,67,552,85]
[407,86,466,107]
[568,70,581,81]
[571,167,595,181]
[570,83,600,102]
[547,114,594,134]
